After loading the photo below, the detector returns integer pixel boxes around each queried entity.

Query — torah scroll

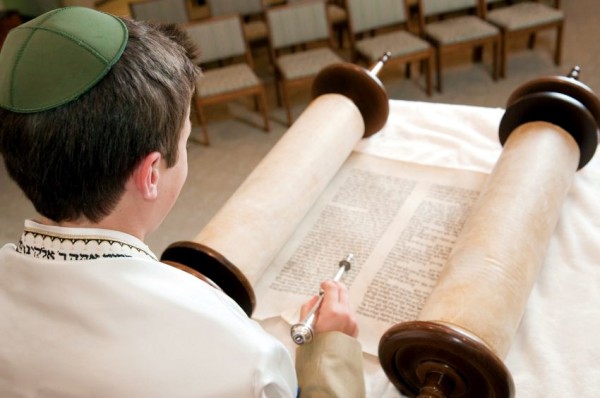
[379,69,600,398]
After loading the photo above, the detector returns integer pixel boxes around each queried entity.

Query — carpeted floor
[1,0,599,256]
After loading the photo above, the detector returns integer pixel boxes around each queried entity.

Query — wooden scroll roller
[161,53,392,316]
[378,66,600,398]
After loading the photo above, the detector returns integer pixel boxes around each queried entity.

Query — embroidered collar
[16,220,158,262]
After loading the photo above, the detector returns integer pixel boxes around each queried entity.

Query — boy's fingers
[320,280,341,305]
[300,295,319,319]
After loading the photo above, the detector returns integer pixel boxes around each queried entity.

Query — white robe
[0,220,297,397]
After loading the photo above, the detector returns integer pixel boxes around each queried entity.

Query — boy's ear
[132,152,162,200]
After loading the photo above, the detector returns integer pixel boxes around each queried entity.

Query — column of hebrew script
[253,152,487,354]
[356,184,480,323]
[354,184,480,354]
[266,168,418,296]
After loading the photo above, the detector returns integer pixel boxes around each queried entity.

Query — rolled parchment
[194,93,364,287]
[162,60,390,315]
[379,68,600,398]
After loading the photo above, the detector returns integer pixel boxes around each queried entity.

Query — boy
[0,7,364,397]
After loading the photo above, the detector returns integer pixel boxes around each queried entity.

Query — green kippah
[0,7,128,113]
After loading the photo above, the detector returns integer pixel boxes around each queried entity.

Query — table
[261,99,600,397]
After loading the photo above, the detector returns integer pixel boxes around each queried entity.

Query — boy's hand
[300,280,358,338]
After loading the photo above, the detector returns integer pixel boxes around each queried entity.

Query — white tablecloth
[262,99,600,397]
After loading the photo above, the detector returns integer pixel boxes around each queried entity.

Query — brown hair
[0,19,199,223]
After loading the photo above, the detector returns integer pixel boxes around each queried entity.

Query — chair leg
[274,70,283,107]
[335,23,345,49]
[555,23,563,65]
[473,46,483,63]
[425,56,433,97]
[527,32,536,49]
[281,82,293,127]
[258,87,270,132]
[500,32,507,79]
[350,47,359,64]
[193,99,210,146]
[492,39,499,81]
[435,49,442,93]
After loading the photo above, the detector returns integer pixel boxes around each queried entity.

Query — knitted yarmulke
[0,7,128,113]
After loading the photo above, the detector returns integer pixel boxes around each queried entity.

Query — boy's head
[0,7,199,223]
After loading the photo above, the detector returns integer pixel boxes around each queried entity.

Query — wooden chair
[481,0,564,78]
[344,0,434,96]
[182,14,270,145]
[327,0,349,48]
[266,0,344,126]
[206,0,268,47]
[417,0,500,93]
[129,0,190,24]
[286,0,349,48]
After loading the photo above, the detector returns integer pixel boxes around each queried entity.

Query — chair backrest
[130,0,189,24]
[266,0,331,50]
[420,0,479,17]
[206,0,264,16]
[345,0,409,34]
[182,15,250,65]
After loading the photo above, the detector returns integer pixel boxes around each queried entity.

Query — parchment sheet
[253,152,487,356]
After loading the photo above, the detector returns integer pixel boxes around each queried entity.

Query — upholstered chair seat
[356,30,432,61]
[197,64,262,98]
[486,2,563,31]
[424,15,500,46]
[275,47,343,80]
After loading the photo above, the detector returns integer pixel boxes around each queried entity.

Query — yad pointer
[290,254,353,345]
